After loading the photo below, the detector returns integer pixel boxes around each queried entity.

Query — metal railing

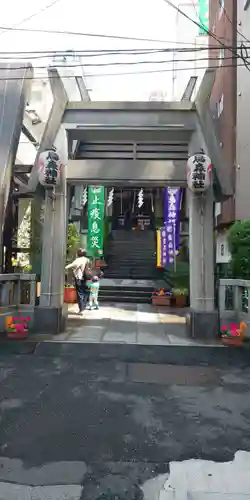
[218,279,250,334]
[0,273,37,311]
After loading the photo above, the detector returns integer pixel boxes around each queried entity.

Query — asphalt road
[1,348,250,499]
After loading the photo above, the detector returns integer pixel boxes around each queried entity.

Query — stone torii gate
[24,68,232,337]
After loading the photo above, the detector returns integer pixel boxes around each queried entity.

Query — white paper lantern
[187,153,212,192]
[38,148,63,187]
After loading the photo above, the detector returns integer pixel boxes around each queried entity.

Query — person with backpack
[65,248,92,315]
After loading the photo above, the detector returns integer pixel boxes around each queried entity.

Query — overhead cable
[162,0,245,67]
[0,0,63,37]
[0,60,243,80]
[0,55,238,71]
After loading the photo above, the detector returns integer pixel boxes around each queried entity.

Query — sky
[0,0,207,99]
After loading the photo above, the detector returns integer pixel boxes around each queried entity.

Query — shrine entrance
[111,188,156,231]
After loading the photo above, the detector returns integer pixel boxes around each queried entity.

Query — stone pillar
[187,187,219,338]
[35,126,68,334]
[30,193,44,277]
[39,191,53,308]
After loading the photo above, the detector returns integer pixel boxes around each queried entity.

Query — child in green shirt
[87,275,100,310]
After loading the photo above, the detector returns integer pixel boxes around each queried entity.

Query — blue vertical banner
[163,187,183,264]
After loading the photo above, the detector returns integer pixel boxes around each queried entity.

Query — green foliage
[172,287,188,296]
[228,220,250,278]
[67,223,80,259]
[165,260,189,289]
[11,259,32,273]
[155,217,164,229]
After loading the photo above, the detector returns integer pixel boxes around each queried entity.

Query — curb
[1,340,250,367]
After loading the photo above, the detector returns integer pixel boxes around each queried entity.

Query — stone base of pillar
[186,310,219,339]
[33,304,68,335]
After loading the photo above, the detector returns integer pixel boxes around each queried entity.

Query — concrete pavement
[53,303,219,346]
[1,350,250,498]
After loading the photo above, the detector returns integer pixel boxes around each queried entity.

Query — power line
[222,4,249,44]
[0,0,63,37]
[0,25,202,43]
[220,3,250,72]
[162,0,242,66]
[0,55,238,71]
[0,44,248,61]
[190,0,200,21]
[0,20,246,48]
[0,47,214,62]
[0,60,244,80]
[0,45,247,61]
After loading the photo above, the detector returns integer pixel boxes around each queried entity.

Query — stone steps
[105,229,159,282]
[104,273,159,280]
[99,284,153,303]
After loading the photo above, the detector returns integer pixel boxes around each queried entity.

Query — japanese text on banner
[160,227,167,267]
[87,186,105,257]
[163,187,182,265]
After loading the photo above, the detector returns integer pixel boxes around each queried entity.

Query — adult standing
[65,248,91,315]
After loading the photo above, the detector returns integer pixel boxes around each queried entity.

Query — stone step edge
[1,341,248,366]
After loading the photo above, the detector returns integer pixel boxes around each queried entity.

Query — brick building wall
[235,3,250,219]
[209,0,237,226]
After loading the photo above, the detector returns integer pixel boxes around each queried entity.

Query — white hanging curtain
[81,185,88,207]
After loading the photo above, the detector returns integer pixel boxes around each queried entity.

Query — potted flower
[152,289,172,306]
[219,321,247,346]
[172,287,188,307]
[64,282,77,303]
[6,315,31,340]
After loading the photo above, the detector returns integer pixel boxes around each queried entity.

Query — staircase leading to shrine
[104,230,161,280]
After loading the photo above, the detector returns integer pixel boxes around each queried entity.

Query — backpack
[83,261,93,280]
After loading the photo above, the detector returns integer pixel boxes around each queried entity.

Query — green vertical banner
[199,0,209,35]
[87,185,105,257]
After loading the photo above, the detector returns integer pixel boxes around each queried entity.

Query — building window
[218,48,225,66]
[216,94,224,118]
[219,0,224,19]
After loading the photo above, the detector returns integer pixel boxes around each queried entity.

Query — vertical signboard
[199,0,209,35]
[87,186,105,257]
[156,228,167,268]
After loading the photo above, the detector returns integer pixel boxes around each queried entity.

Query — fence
[0,274,37,333]
[218,279,250,337]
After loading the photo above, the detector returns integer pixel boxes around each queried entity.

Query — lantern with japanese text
[187,153,212,192]
[38,148,63,187]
